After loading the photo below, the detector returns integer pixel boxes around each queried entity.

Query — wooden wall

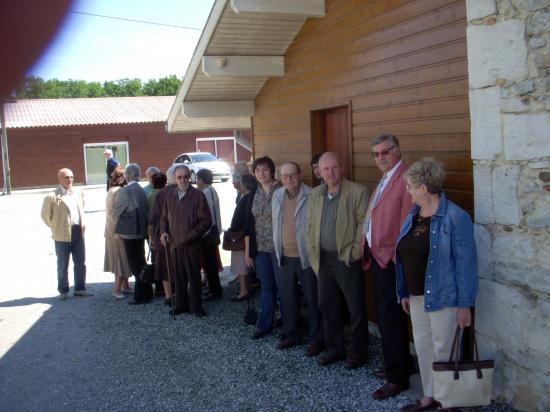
[253,0,472,211]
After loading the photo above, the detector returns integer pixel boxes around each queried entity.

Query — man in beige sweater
[41,168,92,299]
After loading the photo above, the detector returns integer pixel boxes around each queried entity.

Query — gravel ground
[0,184,516,411]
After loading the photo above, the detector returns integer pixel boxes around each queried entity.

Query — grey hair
[165,165,177,185]
[173,164,190,175]
[371,133,400,148]
[145,166,160,177]
[124,163,141,182]
[231,161,250,183]
[406,157,446,194]
[280,161,301,174]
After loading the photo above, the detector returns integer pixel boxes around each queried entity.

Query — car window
[191,153,217,163]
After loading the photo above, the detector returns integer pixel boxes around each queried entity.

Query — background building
[1,96,251,188]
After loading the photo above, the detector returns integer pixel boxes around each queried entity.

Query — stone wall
[466,1,550,411]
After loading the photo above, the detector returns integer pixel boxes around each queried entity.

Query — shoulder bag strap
[209,188,218,227]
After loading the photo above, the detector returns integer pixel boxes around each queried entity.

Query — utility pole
[0,99,11,195]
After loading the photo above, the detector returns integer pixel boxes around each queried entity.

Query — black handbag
[138,249,154,283]
[202,225,221,247]
[244,297,258,325]
[222,230,245,251]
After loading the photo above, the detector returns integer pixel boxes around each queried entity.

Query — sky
[28,0,215,82]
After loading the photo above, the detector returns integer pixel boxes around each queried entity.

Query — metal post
[0,100,11,195]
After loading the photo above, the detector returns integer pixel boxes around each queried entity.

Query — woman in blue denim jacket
[395,158,478,412]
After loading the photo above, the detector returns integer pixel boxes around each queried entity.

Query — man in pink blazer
[362,134,415,400]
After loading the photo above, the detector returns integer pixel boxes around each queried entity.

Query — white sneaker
[73,290,94,297]
[58,293,68,300]
[112,292,125,299]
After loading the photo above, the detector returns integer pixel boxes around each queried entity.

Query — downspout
[0,100,11,195]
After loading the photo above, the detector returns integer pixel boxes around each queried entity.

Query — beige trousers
[409,295,457,398]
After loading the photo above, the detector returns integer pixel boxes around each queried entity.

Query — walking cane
[164,243,176,320]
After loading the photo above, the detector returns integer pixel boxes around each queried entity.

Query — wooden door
[311,104,352,182]
[323,106,352,179]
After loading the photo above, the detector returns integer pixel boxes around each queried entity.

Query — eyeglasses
[371,145,395,158]
[176,174,190,180]
[281,172,299,180]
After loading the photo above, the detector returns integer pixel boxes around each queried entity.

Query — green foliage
[15,75,181,99]
[142,74,179,96]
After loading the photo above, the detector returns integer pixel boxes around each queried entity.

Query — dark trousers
[318,252,369,357]
[276,256,324,344]
[123,238,153,302]
[201,243,222,297]
[173,245,203,314]
[372,259,414,385]
[54,225,86,294]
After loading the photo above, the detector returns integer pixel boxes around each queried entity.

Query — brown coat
[160,185,212,248]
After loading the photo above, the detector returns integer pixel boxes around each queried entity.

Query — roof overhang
[167,0,325,133]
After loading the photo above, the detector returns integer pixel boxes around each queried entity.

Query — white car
[173,152,231,183]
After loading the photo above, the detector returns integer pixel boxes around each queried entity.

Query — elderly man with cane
[160,165,211,317]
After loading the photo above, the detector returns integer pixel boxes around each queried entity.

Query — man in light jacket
[305,152,369,369]
[362,133,415,400]
[41,168,92,299]
[272,161,324,356]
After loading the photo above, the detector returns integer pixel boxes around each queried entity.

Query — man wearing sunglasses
[41,168,92,299]
[160,165,212,317]
[362,134,415,400]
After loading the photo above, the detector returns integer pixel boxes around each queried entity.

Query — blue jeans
[54,225,86,293]
[255,251,278,333]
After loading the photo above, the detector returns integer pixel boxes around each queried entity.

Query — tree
[15,76,45,98]
[143,75,179,96]
[14,75,181,98]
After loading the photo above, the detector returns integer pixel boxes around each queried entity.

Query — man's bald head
[318,152,343,191]
[57,168,74,190]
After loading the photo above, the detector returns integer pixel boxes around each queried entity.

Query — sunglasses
[371,145,395,158]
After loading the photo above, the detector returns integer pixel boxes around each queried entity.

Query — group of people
[41,133,478,411]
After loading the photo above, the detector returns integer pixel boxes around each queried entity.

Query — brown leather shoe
[372,382,410,400]
[373,369,386,379]
[344,353,368,369]
[317,351,345,366]
[305,342,325,357]
[277,338,300,350]
[401,400,441,412]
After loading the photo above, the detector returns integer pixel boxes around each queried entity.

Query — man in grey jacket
[113,163,152,304]
[272,161,324,356]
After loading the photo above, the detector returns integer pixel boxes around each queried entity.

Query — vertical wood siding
[253,0,472,211]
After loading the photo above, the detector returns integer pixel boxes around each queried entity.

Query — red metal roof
[4,96,175,128]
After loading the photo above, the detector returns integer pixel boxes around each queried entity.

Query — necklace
[413,214,430,237]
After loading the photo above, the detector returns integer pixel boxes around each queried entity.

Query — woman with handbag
[104,167,132,299]
[244,156,282,340]
[396,157,478,412]
[226,174,257,301]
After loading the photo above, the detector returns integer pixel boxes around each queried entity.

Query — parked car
[173,152,231,183]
